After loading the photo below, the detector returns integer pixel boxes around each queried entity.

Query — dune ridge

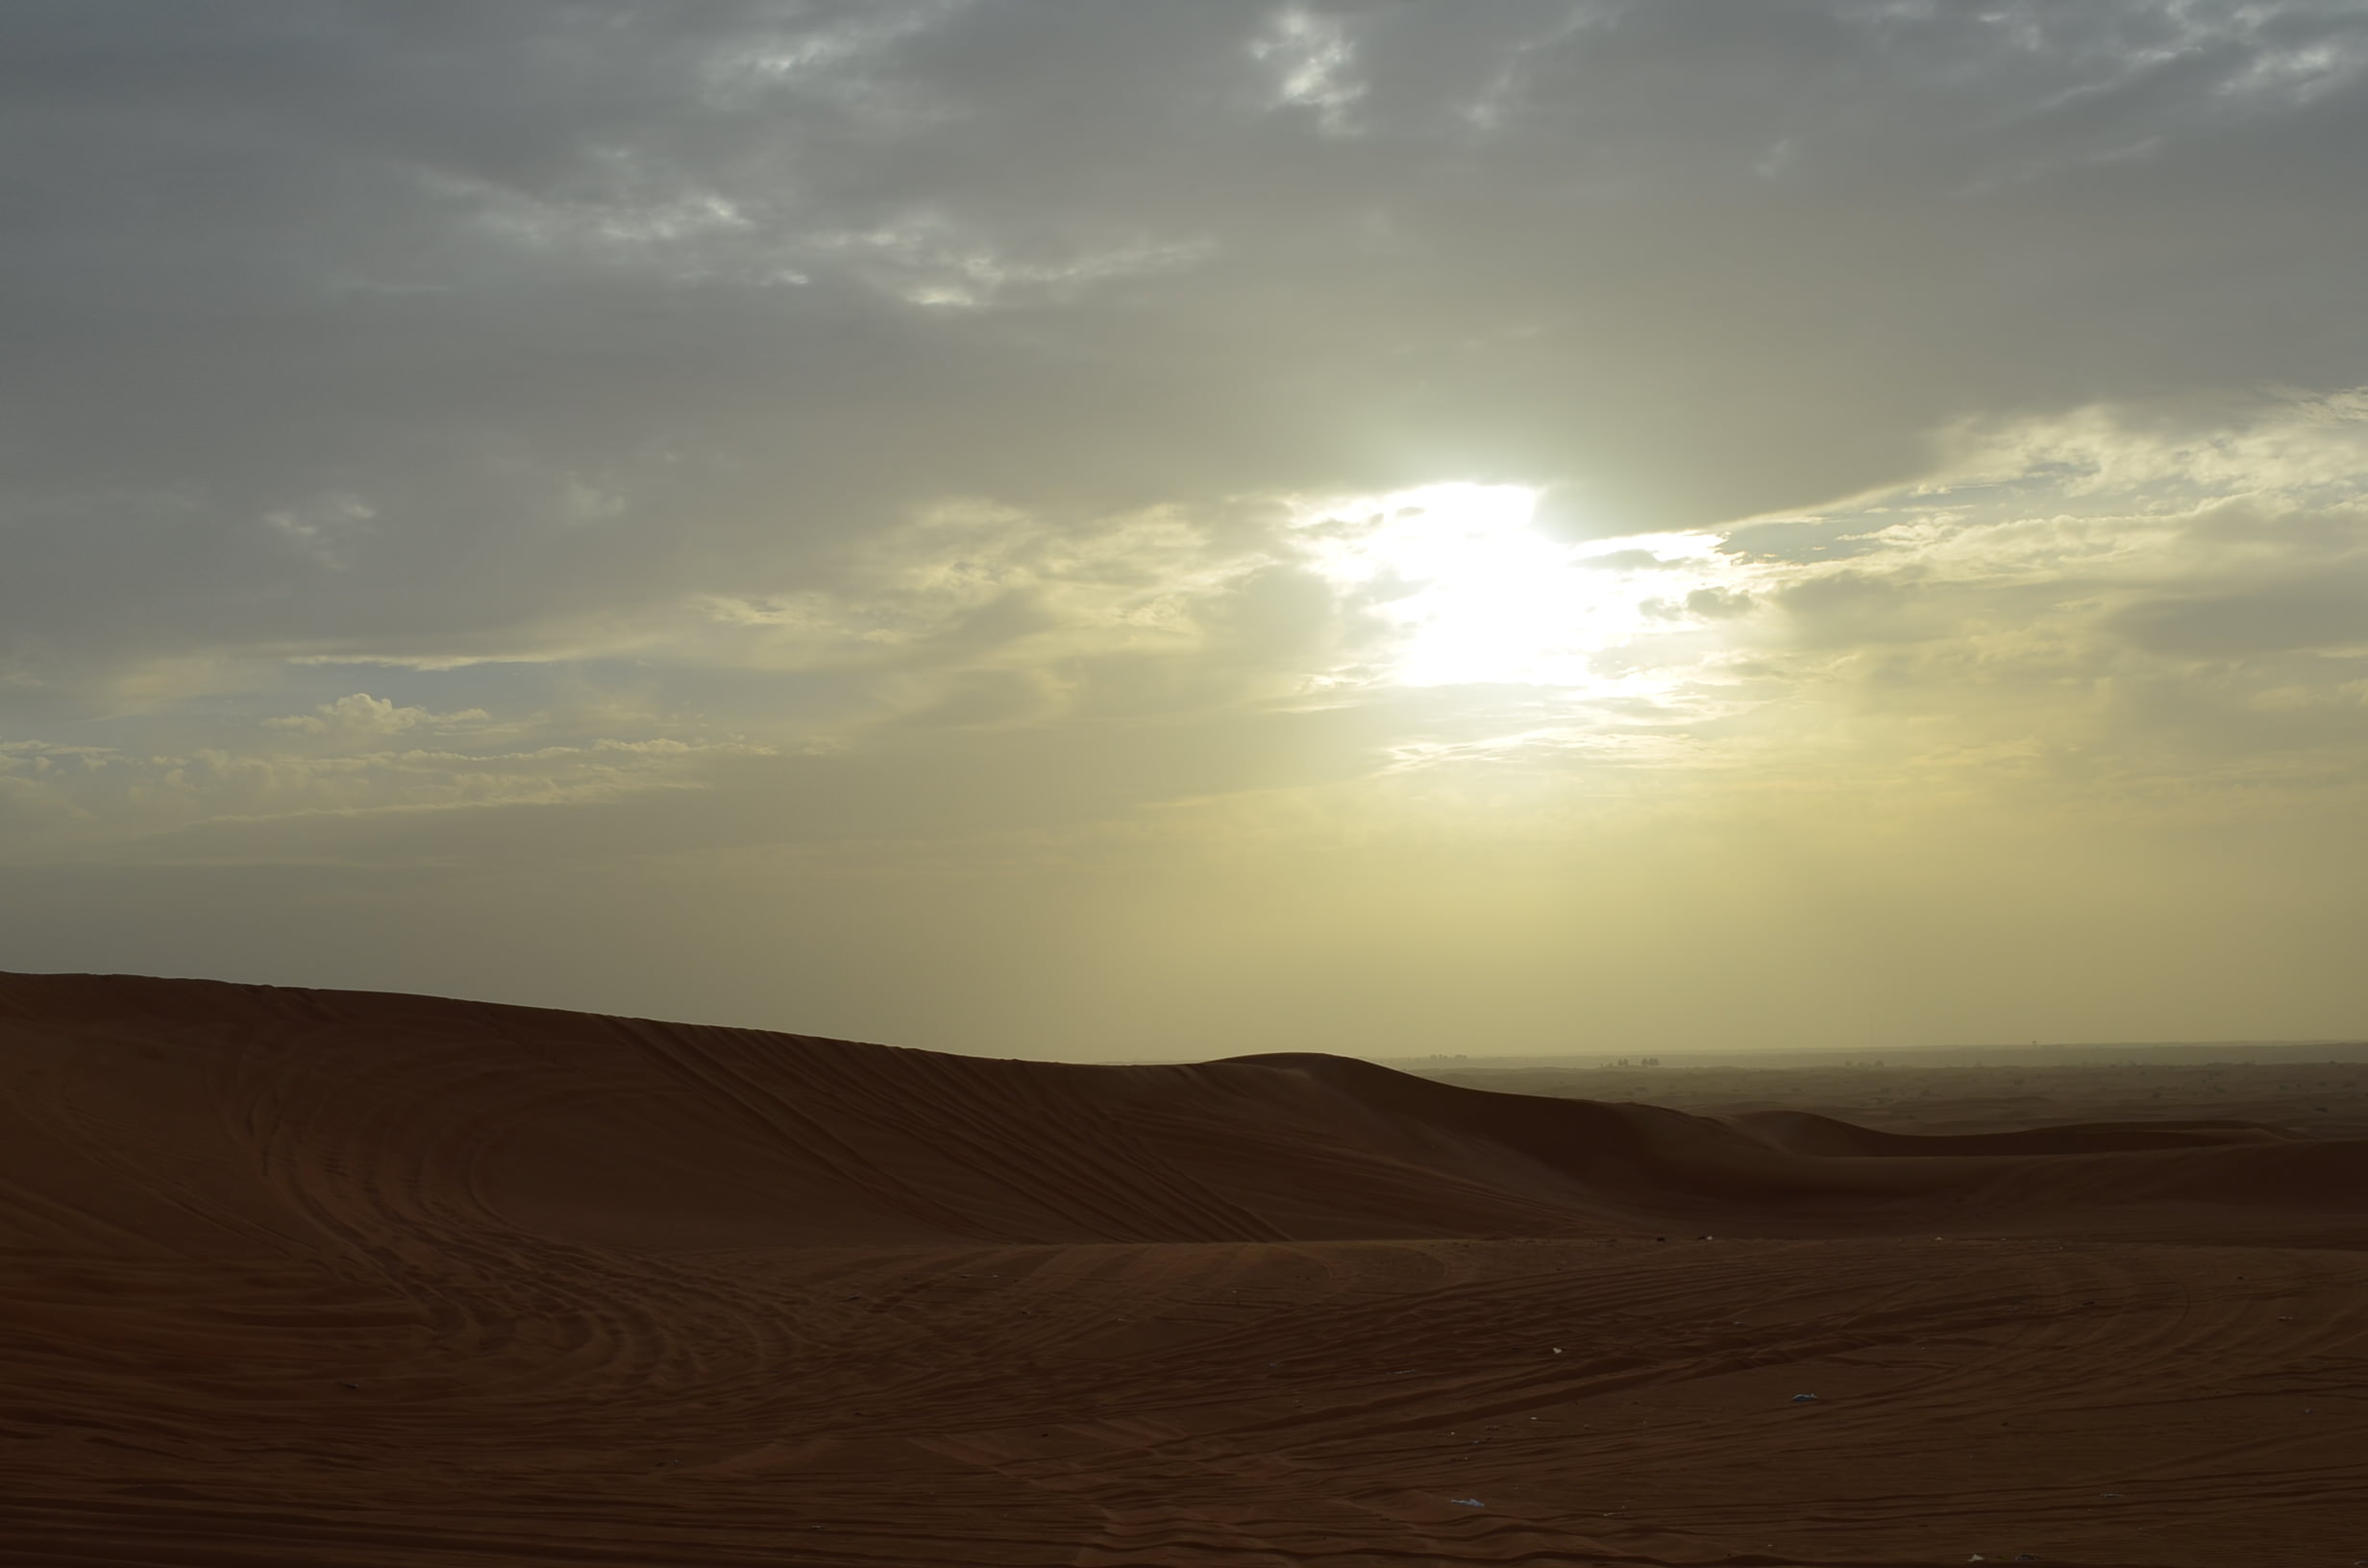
[7,973,2364,1257]
[7,971,2368,1567]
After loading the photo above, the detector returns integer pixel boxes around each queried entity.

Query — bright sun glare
[1294,482,1740,691]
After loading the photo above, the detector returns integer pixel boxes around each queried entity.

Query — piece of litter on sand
[1448,1497,1484,1508]
[1791,1393,1817,1403]
[1550,1347,1563,1354]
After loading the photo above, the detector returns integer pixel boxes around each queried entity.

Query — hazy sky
[6,1,2366,1058]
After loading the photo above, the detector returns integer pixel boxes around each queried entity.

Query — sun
[1292,481,1738,691]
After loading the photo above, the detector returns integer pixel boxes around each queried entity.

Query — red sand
[4,972,2365,1566]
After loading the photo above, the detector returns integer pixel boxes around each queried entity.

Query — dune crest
[5,973,2363,1260]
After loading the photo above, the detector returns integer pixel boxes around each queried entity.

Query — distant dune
[6,971,2367,1565]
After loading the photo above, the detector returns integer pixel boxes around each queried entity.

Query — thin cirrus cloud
[0,1,2363,1057]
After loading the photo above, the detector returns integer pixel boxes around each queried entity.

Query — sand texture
[5,972,2366,1566]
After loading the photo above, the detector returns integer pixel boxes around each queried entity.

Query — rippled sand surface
[6,973,2365,1566]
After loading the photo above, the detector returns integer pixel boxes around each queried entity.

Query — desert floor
[5,973,2365,1567]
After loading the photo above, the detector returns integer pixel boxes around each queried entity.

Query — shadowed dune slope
[5,972,2367,1260]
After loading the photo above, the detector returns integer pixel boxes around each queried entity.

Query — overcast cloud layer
[5,1,2365,1058]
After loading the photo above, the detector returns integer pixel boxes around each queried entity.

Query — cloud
[12,388,2362,868]
[2112,579,2368,658]
[7,0,2368,709]
[0,723,772,863]
[1714,392,2368,799]
[262,693,489,736]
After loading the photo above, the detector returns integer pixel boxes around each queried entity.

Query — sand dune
[5,972,2367,1565]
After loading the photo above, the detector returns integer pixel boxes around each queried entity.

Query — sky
[5,0,2366,1060]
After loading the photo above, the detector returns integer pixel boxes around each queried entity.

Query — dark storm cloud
[6,0,2367,698]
